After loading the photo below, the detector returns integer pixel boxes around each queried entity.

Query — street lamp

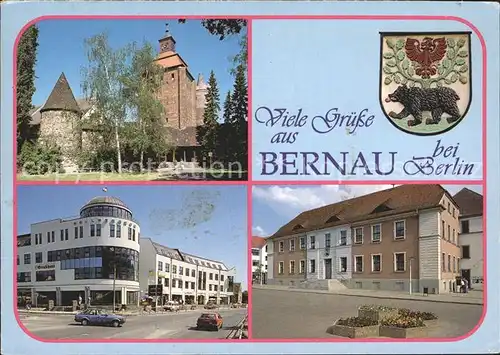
[409,257,415,295]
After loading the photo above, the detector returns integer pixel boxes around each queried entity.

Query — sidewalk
[17,306,245,317]
[253,284,483,305]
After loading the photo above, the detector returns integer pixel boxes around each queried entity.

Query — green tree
[218,91,233,166]
[178,19,246,40]
[229,64,248,169]
[81,33,131,173]
[16,25,39,153]
[196,71,220,165]
[122,41,170,170]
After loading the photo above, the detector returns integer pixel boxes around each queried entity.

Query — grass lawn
[17,170,247,182]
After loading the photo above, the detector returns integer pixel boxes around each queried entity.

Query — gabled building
[267,185,461,294]
[453,188,484,287]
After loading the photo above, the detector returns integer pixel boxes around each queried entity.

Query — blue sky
[252,184,483,238]
[17,185,248,290]
[31,19,244,106]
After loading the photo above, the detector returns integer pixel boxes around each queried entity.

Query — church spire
[159,22,176,53]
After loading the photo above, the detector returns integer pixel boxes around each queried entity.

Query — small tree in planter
[379,315,427,338]
[398,308,438,327]
[358,304,398,322]
[327,317,379,338]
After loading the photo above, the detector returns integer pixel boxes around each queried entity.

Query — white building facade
[459,215,483,285]
[16,196,141,307]
[251,236,268,284]
[139,238,236,305]
[305,225,352,280]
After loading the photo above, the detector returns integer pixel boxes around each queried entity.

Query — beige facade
[266,185,462,294]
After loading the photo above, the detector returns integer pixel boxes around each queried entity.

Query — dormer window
[292,224,304,231]
[325,215,340,224]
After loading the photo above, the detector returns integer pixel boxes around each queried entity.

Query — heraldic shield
[379,32,472,136]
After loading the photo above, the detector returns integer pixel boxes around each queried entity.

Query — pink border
[12,14,487,344]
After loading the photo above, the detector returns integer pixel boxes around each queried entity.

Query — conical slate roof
[40,73,81,113]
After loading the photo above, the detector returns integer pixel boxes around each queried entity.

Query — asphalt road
[252,288,483,339]
[19,309,247,340]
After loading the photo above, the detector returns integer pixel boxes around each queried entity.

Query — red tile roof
[271,184,453,239]
[252,236,267,249]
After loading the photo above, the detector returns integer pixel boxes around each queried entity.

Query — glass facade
[47,246,139,281]
[80,205,133,221]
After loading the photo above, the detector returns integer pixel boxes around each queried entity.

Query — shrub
[336,317,379,327]
[359,304,395,311]
[380,315,425,328]
[18,141,64,175]
[398,308,438,320]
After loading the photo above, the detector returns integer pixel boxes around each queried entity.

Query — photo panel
[16,18,248,182]
[251,19,484,182]
[251,184,484,340]
[15,185,248,340]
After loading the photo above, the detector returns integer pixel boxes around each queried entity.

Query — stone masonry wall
[161,69,180,129]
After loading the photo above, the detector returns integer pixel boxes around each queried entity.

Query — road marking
[144,329,178,339]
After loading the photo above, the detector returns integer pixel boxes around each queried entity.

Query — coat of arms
[379,32,472,135]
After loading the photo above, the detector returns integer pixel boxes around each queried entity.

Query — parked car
[204,302,217,310]
[164,301,180,312]
[74,308,126,327]
[196,312,223,331]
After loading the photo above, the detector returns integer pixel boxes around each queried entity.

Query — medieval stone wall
[178,67,196,129]
[39,110,80,172]
[161,69,180,129]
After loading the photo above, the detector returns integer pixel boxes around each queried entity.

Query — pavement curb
[253,286,483,306]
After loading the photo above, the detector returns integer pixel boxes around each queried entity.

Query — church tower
[39,72,81,173]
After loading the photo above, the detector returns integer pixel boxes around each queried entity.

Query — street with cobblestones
[252,288,483,339]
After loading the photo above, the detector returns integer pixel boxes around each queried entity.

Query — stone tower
[195,73,208,126]
[155,25,197,130]
[39,72,81,173]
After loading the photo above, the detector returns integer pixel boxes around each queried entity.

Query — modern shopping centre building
[16,196,236,307]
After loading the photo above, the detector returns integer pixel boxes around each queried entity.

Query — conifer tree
[16,25,39,152]
[229,64,248,170]
[219,91,233,166]
[196,70,220,166]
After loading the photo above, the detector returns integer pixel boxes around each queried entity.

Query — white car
[164,301,180,312]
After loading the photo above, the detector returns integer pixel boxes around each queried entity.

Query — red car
[196,312,223,331]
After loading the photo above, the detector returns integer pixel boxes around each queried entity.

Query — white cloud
[252,185,395,218]
[252,225,267,236]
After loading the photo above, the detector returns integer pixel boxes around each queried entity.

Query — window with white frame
[289,239,296,251]
[278,261,284,274]
[371,224,381,242]
[394,253,406,272]
[299,260,305,274]
[371,254,381,272]
[453,256,456,272]
[354,227,363,244]
[339,257,347,272]
[394,220,405,239]
[309,259,316,273]
[289,260,295,274]
[309,235,316,249]
[299,236,306,249]
[340,230,347,245]
[278,241,284,252]
[354,255,363,272]
[325,233,331,248]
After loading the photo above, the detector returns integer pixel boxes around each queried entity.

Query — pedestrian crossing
[21,317,72,332]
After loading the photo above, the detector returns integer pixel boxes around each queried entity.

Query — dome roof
[80,196,129,211]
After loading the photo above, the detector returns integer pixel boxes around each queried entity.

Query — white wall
[459,216,483,282]
[305,225,352,280]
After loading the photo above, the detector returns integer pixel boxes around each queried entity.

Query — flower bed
[379,315,427,338]
[357,304,399,322]
[327,317,379,338]
[398,308,438,327]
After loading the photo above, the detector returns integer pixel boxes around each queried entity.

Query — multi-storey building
[267,185,461,294]
[16,196,141,307]
[251,236,268,284]
[139,238,236,305]
[454,188,484,287]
